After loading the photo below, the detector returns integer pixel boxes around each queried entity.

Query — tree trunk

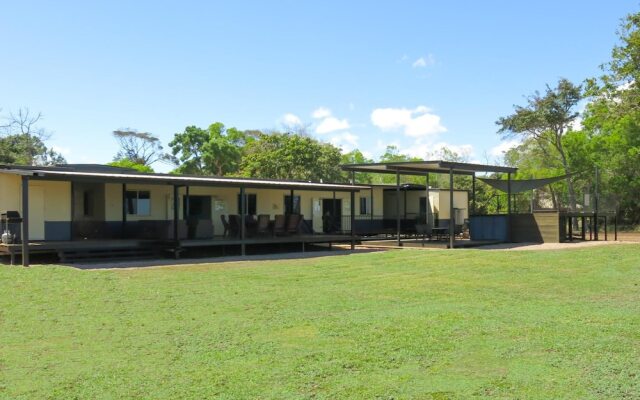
[555,140,578,212]
[549,185,558,210]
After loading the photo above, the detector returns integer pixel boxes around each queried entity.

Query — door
[312,198,322,232]
[321,199,342,233]
[28,186,45,240]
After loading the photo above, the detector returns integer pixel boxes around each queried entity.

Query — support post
[507,172,512,242]
[471,173,476,216]
[449,168,454,249]
[185,186,190,218]
[173,185,179,244]
[403,186,407,220]
[594,167,599,241]
[240,187,246,256]
[370,187,374,224]
[426,173,430,226]
[581,216,586,241]
[332,191,336,233]
[604,216,608,241]
[70,181,75,240]
[568,216,573,241]
[396,170,401,247]
[122,183,127,239]
[21,176,29,267]
[350,190,355,250]
[614,213,618,241]
[288,189,294,215]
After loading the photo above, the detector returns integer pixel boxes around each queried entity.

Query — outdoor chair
[220,214,230,237]
[286,214,302,234]
[228,214,241,237]
[244,214,258,236]
[273,214,286,236]
[256,214,270,236]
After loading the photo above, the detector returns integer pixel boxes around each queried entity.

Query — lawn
[1,245,639,399]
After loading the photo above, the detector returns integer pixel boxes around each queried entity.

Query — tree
[240,132,343,182]
[0,107,66,166]
[169,123,252,176]
[341,149,374,183]
[582,11,640,223]
[496,79,583,211]
[107,159,154,173]
[112,129,173,166]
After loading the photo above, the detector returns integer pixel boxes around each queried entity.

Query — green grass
[1,245,639,399]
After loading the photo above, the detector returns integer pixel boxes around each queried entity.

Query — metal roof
[341,160,517,176]
[0,165,368,192]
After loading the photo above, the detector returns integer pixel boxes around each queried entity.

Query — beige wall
[0,171,372,237]
[102,184,364,234]
[0,173,20,213]
[0,176,72,222]
[383,189,468,220]
[104,183,173,222]
[437,191,469,220]
[0,174,71,240]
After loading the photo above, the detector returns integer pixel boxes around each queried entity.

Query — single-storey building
[2,159,613,266]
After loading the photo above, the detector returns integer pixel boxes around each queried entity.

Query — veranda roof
[0,164,368,192]
[341,160,517,176]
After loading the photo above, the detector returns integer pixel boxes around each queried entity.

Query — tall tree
[582,11,640,223]
[341,149,374,183]
[240,132,343,182]
[112,129,173,167]
[496,79,583,211]
[0,107,66,166]
[169,122,252,176]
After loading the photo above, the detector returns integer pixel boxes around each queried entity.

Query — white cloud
[316,116,350,134]
[312,107,332,119]
[400,142,474,160]
[329,132,359,152]
[412,54,435,68]
[280,113,302,127]
[311,107,350,134]
[371,105,446,138]
[490,139,520,157]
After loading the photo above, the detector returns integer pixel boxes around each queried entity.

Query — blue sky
[1,1,637,172]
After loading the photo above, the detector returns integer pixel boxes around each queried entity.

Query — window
[359,197,368,215]
[237,194,257,215]
[284,195,301,214]
[183,196,212,219]
[125,190,151,216]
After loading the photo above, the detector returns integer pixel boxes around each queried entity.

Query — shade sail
[479,175,568,194]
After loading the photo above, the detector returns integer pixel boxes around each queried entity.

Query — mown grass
[1,245,639,399]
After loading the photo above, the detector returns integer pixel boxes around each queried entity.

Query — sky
[1,1,638,172]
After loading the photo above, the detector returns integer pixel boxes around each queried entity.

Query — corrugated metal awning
[1,167,369,192]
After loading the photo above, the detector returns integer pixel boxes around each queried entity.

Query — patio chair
[228,214,241,237]
[286,214,302,234]
[220,214,230,237]
[273,214,286,236]
[244,214,258,237]
[256,214,271,236]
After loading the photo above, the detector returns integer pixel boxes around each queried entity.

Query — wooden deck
[0,234,357,264]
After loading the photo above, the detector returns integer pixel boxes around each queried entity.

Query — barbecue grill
[1,211,22,244]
